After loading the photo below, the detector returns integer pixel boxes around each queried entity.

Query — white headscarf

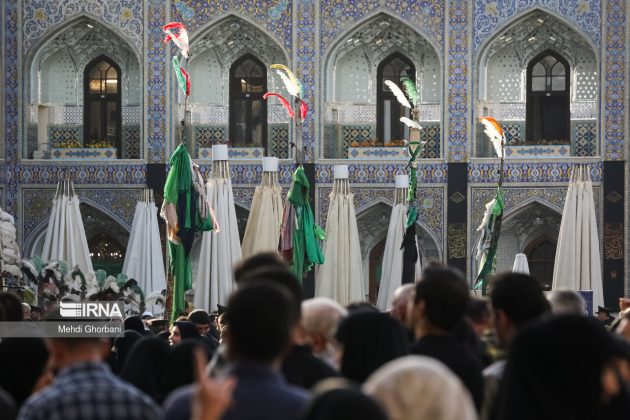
[363,356,478,420]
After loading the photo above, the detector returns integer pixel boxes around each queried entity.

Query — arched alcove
[25,18,142,160]
[475,10,598,158]
[481,201,562,289]
[185,16,290,159]
[26,202,130,275]
[322,14,442,159]
[356,201,440,302]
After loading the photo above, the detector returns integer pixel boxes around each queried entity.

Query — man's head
[549,290,586,316]
[412,264,469,337]
[465,297,493,336]
[188,309,211,336]
[0,292,23,321]
[30,306,43,321]
[390,284,416,328]
[233,252,288,283]
[489,272,549,346]
[596,306,613,322]
[301,297,347,363]
[236,266,302,308]
[225,282,299,364]
[44,307,109,370]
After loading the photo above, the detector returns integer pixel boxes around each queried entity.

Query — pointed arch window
[525,237,557,291]
[229,54,267,148]
[377,53,416,145]
[526,51,570,144]
[84,56,121,155]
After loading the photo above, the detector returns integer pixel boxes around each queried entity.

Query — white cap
[334,165,349,179]
[212,144,229,161]
[262,157,279,172]
[395,174,409,188]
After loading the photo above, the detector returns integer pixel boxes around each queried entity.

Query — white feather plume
[384,80,412,109]
[274,69,299,97]
[399,117,423,131]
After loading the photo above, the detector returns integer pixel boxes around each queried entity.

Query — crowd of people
[1,252,630,420]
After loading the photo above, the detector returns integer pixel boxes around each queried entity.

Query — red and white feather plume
[479,116,505,158]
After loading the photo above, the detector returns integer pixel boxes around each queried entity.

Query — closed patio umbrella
[123,189,167,296]
[194,145,242,312]
[41,178,93,275]
[241,157,283,259]
[316,165,365,305]
[376,175,422,310]
[552,165,603,308]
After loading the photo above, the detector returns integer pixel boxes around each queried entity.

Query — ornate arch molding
[189,13,291,65]
[322,12,442,102]
[474,5,600,58]
[476,9,600,92]
[24,13,141,64]
[323,9,442,63]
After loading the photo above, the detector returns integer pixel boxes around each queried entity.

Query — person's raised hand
[191,348,236,420]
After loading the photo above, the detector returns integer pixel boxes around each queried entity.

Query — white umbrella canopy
[512,253,530,275]
[122,189,167,296]
[41,179,93,275]
[241,157,283,259]
[316,165,365,305]
[552,165,603,309]
[194,145,242,312]
[376,175,422,311]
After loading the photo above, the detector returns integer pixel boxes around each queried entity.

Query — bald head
[390,284,415,327]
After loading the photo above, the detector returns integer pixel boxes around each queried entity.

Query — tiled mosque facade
[1,1,628,305]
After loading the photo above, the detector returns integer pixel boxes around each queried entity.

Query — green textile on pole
[474,187,505,295]
[163,143,213,321]
[172,56,187,96]
[168,241,191,321]
[287,165,325,282]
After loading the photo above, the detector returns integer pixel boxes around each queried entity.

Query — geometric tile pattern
[63,106,83,124]
[122,126,141,159]
[503,122,523,145]
[604,0,626,160]
[504,145,571,158]
[48,125,82,148]
[17,163,147,185]
[469,162,603,183]
[297,0,316,160]
[342,125,373,154]
[315,163,448,185]
[447,0,469,162]
[51,148,117,159]
[420,124,441,159]
[270,125,289,159]
[146,0,167,163]
[574,122,597,157]
[194,126,226,149]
